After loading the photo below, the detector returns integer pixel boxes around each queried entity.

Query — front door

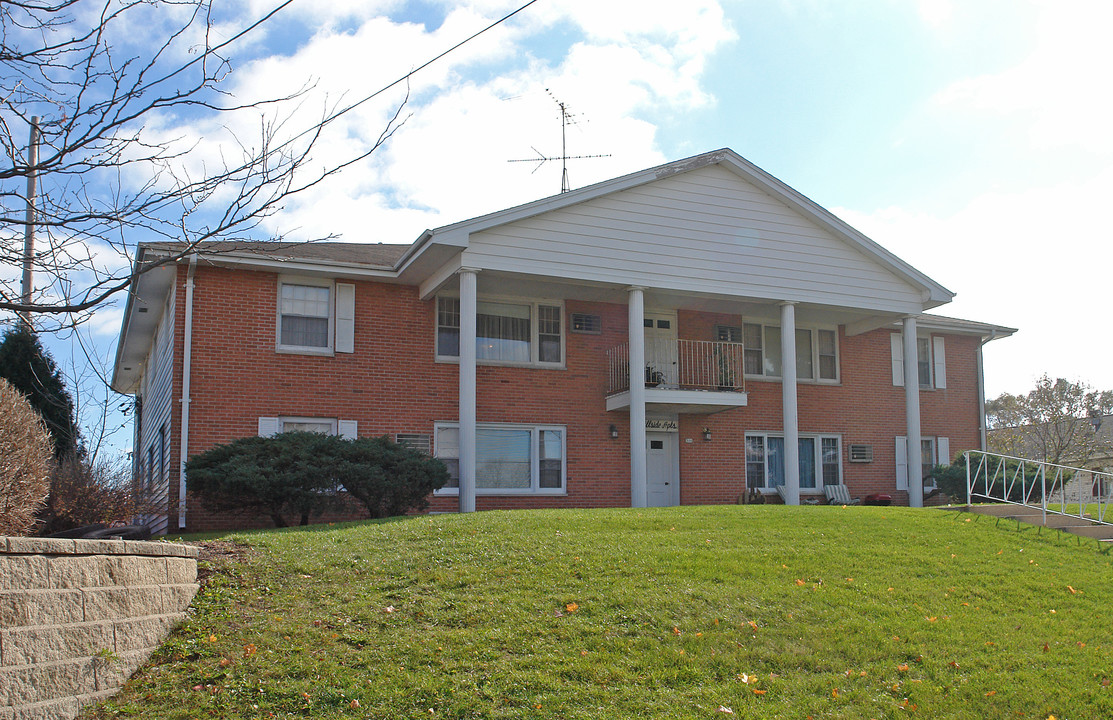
[646,431,680,506]
[644,313,678,386]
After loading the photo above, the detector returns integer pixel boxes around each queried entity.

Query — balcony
[605,340,749,415]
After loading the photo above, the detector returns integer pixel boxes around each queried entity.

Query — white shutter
[895,436,908,490]
[258,417,280,437]
[932,336,946,389]
[936,436,950,466]
[335,283,355,353]
[339,420,358,440]
[890,333,904,387]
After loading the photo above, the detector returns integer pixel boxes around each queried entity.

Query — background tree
[987,374,1113,465]
[0,323,79,457]
[0,0,406,327]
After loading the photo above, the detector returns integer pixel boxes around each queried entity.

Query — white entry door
[644,313,678,386]
[646,431,680,506]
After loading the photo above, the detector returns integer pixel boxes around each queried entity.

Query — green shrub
[186,432,341,528]
[317,435,450,518]
[185,432,449,528]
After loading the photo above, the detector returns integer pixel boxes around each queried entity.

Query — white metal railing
[606,340,745,394]
[965,450,1113,526]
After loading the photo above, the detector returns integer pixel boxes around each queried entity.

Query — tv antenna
[508,89,610,193]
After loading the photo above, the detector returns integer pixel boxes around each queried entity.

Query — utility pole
[20,116,39,327]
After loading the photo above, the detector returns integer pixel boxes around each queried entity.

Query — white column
[628,287,647,508]
[780,302,800,505]
[903,316,924,508]
[458,269,478,513]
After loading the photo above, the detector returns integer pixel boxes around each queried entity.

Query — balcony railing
[606,340,746,395]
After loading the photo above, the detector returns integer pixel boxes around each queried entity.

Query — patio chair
[824,484,861,505]
[775,485,822,505]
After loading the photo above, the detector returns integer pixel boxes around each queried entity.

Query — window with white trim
[891,334,946,389]
[895,435,949,491]
[258,416,357,439]
[434,423,566,494]
[279,281,332,351]
[741,323,838,381]
[436,297,564,365]
[745,433,842,490]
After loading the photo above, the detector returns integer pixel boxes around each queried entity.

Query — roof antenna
[508,89,610,193]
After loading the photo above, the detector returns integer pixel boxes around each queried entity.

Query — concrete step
[1063,525,1113,540]
[966,503,1044,518]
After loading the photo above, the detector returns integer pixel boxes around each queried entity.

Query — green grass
[89,506,1113,719]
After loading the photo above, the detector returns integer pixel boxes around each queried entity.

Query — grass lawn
[87,506,1113,719]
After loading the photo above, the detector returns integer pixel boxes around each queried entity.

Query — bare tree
[987,374,1113,465]
[0,0,407,327]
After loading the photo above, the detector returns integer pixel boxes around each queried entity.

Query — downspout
[977,330,998,452]
[177,254,197,529]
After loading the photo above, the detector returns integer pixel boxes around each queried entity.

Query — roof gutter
[177,254,197,530]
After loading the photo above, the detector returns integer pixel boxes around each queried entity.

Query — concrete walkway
[955,503,1113,542]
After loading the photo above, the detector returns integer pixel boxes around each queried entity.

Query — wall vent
[849,444,873,463]
[571,313,602,334]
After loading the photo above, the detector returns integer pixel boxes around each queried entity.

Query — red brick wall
[153,266,985,531]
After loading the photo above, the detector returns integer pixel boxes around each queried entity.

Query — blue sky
[21,0,1113,452]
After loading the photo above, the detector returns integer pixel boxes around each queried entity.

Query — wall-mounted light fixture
[702,427,712,442]
[609,424,619,439]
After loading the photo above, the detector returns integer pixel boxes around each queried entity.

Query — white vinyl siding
[463,164,925,314]
[891,334,946,389]
[434,423,566,495]
[135,291,175,535]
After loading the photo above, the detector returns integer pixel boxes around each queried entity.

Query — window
[917,338,932,388]
[282,417,337,434]
[279,282,331,350]
[742,323,838,381]
[895,435,948,491]
[745,433,842,490]
[258,416,357,439]
[437,297,563,365]
[890,335,946,389]
[434,423,566,494]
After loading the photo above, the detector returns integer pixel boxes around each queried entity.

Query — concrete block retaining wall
[0,537,199,720]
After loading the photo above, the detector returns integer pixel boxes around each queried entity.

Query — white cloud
[836,163,1113,397]
[932,0,1113,153]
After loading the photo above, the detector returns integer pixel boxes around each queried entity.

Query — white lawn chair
[824,485,861,505]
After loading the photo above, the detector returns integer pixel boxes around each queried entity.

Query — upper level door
[644,313,678,386]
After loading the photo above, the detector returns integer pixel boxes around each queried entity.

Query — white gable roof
[417,149,953,314]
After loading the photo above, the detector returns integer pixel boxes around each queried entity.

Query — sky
[20,0,1113,452]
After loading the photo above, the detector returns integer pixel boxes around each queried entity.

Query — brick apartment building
[110,149,1015,533]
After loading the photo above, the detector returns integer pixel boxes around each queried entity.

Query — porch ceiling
[606,388,749,415]
[468,269,906,327]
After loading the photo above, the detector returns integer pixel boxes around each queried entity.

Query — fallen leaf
[948,661,960,669]
[581,650,588,656]
[752,689,766,695]
[243,644,257,657]
[985,691,996,697]
[832,688,839,698]
[313,620,322,627]
[673,626,681,635]
[1043,643,1050,652]
[209,634,217,642]
[926,616,937,622]
[566,602,579,613]
[845,577,853,582]
[718,706,734,714]
[748,621,759,632]
[219,658,231,667]
[1077,642,1086,648]
[1050,609,1057,614]
[898,664,909,672]
[349,699,360,709]
[1068,585,1077,595]
[384,606,396,613]
[696,632,703,637]
[795,579,806,586]
[1102,678,1110,687]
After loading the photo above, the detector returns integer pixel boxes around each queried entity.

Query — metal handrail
[965,450,1113,526]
